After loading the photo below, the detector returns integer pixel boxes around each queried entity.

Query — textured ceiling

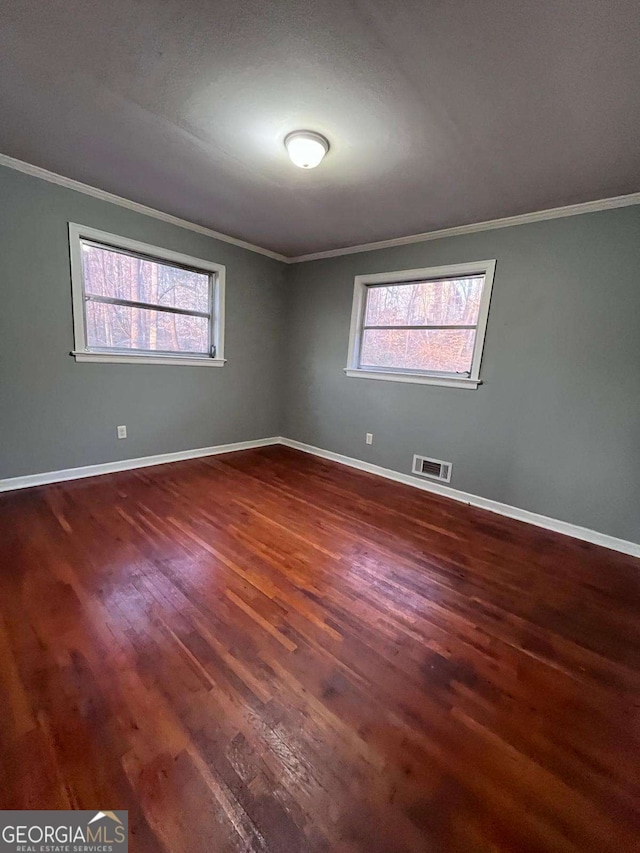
[1,0,639,257]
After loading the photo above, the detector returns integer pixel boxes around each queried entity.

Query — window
[69,224,225,366]
[345,260,495,388]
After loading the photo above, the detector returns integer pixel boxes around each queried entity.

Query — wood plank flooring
[0,445,639,852]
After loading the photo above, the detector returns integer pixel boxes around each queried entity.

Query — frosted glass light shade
[284,131,329,169]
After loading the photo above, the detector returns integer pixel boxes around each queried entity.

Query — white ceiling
[1,0,638,257]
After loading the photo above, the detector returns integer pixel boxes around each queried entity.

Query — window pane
[81,242,210,313]
[360,328,477,374]
[364,276,484,327]
[85,301,209,354]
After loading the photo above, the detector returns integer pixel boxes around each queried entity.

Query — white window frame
[68,223,226,367]
[345,260,496,389]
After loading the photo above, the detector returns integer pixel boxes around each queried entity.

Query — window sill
[71,351,227,367]
[344,368,480,389]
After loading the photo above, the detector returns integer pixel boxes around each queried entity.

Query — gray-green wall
[283,206,640,543]
[0,165,285,479]
[2,163,639,545]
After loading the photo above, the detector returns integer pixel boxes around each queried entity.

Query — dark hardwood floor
[0,445,639,852]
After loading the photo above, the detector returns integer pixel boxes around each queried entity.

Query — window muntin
[359,275,485,376]
[69,225,225,366]
[346,261,495,388]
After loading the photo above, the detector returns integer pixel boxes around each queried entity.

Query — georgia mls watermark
[0,811,128,853]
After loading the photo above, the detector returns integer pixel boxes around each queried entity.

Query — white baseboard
[0,437,280,493]
[2,434,638,559]
[279,437,640,559]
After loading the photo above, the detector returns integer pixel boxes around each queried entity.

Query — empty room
[1,1,639,851]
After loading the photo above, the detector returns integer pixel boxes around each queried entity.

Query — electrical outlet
[365,433,373,445]
[117,425,127,440]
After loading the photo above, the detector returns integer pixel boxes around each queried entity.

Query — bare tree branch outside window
[359,276,485,374]
[81,242,211,355]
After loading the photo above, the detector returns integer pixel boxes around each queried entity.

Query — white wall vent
[412,454,452,483]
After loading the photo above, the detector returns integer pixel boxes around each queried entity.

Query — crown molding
[0,152,288,263]
[287,192,640,263]
[3,151,638,265]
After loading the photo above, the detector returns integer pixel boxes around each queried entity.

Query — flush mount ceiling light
[284,130,330,169]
